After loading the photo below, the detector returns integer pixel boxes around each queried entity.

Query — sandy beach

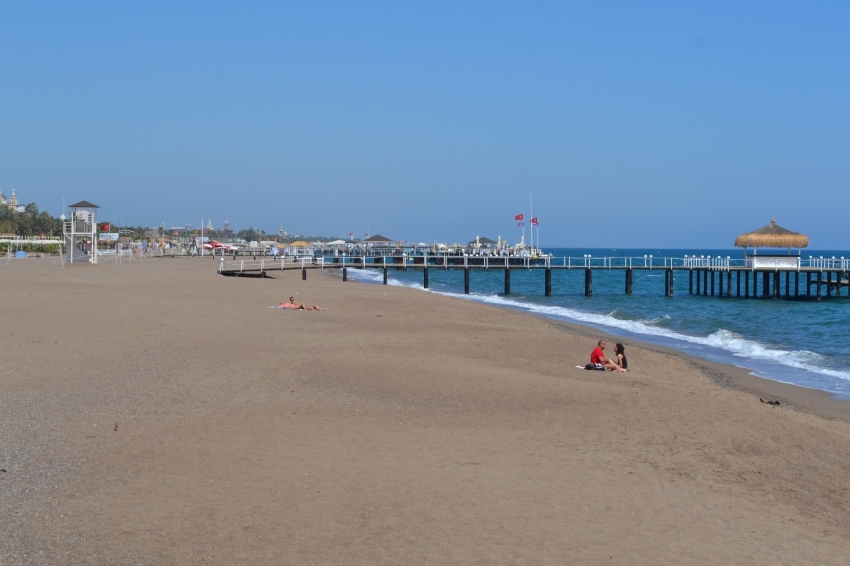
[2,257,849,564]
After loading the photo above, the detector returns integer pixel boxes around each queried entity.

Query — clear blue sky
[1,1,847,247]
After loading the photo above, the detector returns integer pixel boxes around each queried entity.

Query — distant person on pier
[589,340,625,372]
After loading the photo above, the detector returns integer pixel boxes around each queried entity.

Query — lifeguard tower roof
[69,200,100,208]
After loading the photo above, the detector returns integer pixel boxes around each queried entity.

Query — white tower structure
[64,200,99,264]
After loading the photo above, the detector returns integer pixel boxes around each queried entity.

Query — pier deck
[206,253,850,300]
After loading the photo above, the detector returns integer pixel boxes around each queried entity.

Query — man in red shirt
[590,339,623,372]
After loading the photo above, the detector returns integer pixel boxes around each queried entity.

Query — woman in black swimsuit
[614,343,628,372]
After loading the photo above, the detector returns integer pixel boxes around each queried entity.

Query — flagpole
[529,195,533,250]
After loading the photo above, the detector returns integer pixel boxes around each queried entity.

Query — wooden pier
[209,253,850,300]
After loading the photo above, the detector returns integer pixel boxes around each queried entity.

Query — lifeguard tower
[735,219,808,269]
[63,200,99,264]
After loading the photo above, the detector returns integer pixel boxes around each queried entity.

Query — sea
[351,247,850,401]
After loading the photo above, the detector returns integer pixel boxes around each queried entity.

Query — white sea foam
[350,269,850,387]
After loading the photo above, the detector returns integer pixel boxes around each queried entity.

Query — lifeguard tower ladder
[63,200,99,264]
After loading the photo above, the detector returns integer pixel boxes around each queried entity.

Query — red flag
[515,213,524,221]
[364,233,369,238]
[99,222,111,231]
[531,217,539,226]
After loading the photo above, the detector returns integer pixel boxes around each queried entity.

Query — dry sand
[2,257,849,565]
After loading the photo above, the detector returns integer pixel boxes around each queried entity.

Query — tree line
[0,203,62,236]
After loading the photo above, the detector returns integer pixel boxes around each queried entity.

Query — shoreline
[345,269,850,420]
[546,318,850,423]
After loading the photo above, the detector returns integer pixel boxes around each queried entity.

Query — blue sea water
[351,247,850,401]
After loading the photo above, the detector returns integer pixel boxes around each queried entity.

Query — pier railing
[211,253,850,272]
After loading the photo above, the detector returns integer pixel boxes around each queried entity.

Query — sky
[1,1,847,247]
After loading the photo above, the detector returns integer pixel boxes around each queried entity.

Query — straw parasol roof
[288,240,311,247]
[734,219,809,249]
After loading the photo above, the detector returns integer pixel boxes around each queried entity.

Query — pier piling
[383,267,388,285]
[745,271,750,298]
[806,272,811,297]
[545,268,552,296]
[302,267,306,281]
[736,271,741,297]
[667,269,674,297]
[626,268,633,295]
[710,271,715,296]
[664,270,669,297]
[817,272,822,300]
[584,269,592,297]
[718,270,723,296]
[703,270,708,296]
[785,272,790,298]
[727,271,732,297]
[464,268,470,294]
[689,270,693,294]
[795,271,799,297]
[696,270,701,295]
[827,272,832,298]
[423,267,429,289]
[505,268,511,295]
[773,271,780,299]
[343,267,347,282]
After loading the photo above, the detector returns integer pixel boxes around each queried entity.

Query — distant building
[223,220,233,235]
[0,188,25,212]
[206,219,214,231]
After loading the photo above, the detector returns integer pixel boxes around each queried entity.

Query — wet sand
[2,257,849,564]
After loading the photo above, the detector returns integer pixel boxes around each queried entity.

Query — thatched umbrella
[734,219,808,250]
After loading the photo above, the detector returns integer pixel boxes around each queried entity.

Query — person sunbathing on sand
[278,296,326,311]
[590,339,625,372]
